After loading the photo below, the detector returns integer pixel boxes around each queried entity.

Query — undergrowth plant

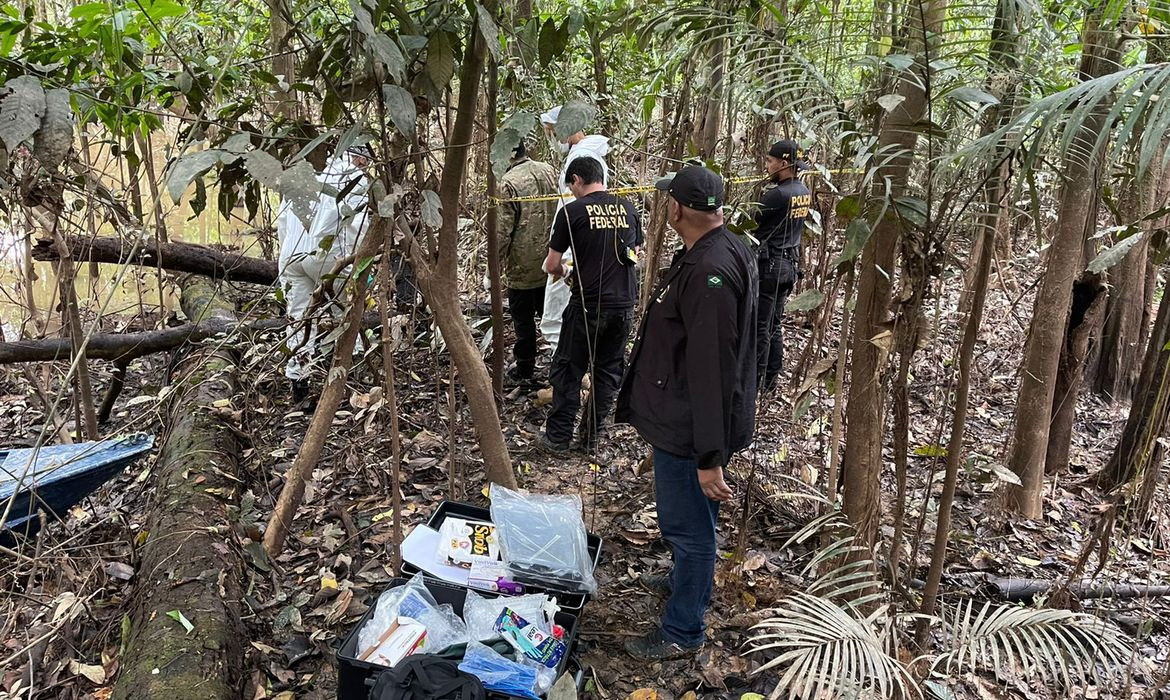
[745,482,1140,699]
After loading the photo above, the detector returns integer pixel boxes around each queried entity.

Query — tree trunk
[1090,31,1167,402]
[638,66,690,317]
[1045,273,1107,474]
[1091,234,1151,402]
[962,0,1023,309]
[50,229,99,440]
[378,253,404,572]
[267,0,297,119]
[114,277,243,700]
[588,25,611,134]
[485,56,505,399]
[1096,279,1170,491]
[263,222,385,556]
[1005,5,1119,516]
[409,0,517,491]
[917,157,998,645]
[32,234,278,285]
[842,0,948,551]
[693,36,725,160]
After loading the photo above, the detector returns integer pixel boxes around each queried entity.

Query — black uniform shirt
[754,177,811,259]
[549,191,643,311]
[615,225,758,469]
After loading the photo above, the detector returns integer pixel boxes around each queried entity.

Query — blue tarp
[1,433,154,538]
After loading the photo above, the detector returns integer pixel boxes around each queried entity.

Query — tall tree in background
[1005,1,1121,516]
[842,0,948,551]
[268,0,297,119]
[1090,32,1169,403]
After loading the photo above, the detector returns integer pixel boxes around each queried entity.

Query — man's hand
[698,466,733,502]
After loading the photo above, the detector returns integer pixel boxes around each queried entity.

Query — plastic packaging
[457,641,540,700]
[489,484,598,595]
[463,590,557,642]
[357,574,468,661]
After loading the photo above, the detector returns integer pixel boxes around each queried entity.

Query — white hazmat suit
[278,152,370,380]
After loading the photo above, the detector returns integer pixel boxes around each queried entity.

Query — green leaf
[69,2,107,20]
[1087,231,1144,274]
[475,3,501,61]
[913,443,947,458]
[244,151,321,226]
[893,196,928,228]
[538,17,564,67]
[490,111,535,177]
[883,54,914,71]
[876,94,905,112]
[399,34,427,53]
[421,189,442,229]
[835,195,860,219]
[144,0,185,21]
[786,288,824,312]
[348,0,403,80]
[948,86,1000,105]
[119,613,132,655]
[833,218,872,268]
[382,85,416,138]
[553,99,596,140]
[425,31,456,94]
[166,149,222,203]
[322,91,342,126]
[793,390,815,421]
[0,75,45,151]
[166,609,194,634]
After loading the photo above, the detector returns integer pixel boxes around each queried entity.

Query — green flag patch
[707,274,723,288]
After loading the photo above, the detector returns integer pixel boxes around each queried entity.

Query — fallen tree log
[0,312,385,364]
[914,574,1170,603]
[32,234,278,286]
[981,575,1170,602]
[114,276,245,700]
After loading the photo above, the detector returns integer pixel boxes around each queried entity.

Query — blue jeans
[653,447,720,647]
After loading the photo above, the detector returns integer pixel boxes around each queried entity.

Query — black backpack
[368,655,487,700]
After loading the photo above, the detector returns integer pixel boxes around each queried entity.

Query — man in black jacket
[616,166,758,659]
[754,139,811,393]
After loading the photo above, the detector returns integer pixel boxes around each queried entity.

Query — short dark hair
[564,156,604,186]
[513,139,527,159]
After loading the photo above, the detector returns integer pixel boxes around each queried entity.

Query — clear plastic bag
[463,589,558,643]
[489,484,597,595]
[357,574,468,660]
[458,641,540,700]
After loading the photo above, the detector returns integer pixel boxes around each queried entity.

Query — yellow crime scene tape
[488,169,862,206]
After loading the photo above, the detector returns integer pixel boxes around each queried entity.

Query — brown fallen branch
[914,574,1170,603]
[0,312,383,365]
[32,233,278,286]
[981,575,1170,602]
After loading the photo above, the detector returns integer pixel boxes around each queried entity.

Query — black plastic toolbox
[336,577,579,700]
[400,500,602,612]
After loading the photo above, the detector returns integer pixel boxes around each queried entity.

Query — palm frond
[931,598,1137,688]
[748,593,919,700]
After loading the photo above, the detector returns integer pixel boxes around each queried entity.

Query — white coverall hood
[560,135,610,192]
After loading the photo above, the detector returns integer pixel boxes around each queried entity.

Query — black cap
[655,166,724,211]
[768,139,802,162]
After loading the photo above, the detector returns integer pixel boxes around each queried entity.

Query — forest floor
[2,258,1170,700]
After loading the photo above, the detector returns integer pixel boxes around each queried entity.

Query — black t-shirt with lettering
[549,191,643,311]
[754,177,811,259]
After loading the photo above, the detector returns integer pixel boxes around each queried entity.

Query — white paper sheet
[399,524,470,586]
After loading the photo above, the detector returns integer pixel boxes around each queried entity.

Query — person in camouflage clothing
[498,140,558,382]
